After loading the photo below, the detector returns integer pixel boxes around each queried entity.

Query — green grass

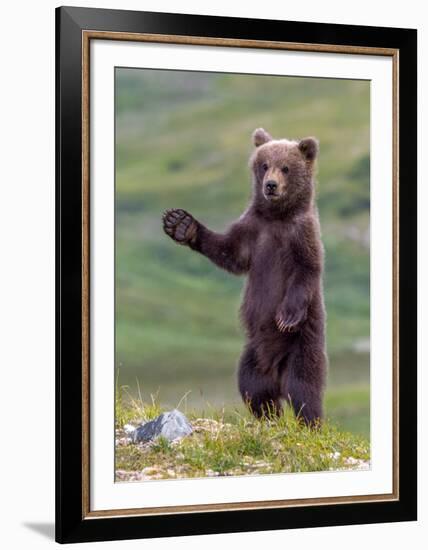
[115,69,371,438]
[115,394,370,481]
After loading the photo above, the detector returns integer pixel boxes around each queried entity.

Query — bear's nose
[265,181,277,192]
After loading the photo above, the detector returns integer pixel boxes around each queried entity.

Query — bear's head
[250,128,319,217]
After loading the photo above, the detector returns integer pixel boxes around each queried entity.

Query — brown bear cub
[163,128,327,426]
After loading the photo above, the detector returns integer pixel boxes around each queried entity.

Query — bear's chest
[251,228,293,283]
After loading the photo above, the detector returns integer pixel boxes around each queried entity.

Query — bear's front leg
[163,208,198,246]
[276,287,308,333]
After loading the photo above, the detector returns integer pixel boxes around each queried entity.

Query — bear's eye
[262,162,269,172]
[282,166,289,174]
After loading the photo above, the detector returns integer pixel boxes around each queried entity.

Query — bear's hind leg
[283,337,326,427]
[238,345,282,418]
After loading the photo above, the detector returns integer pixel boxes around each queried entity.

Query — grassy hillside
[115,69,370,437]
[115,395,370,480]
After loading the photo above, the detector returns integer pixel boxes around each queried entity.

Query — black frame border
[56,5,417,543]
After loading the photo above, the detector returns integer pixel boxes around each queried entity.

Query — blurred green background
[115,68,370,437]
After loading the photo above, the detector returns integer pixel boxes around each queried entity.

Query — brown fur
[162,128,327,425]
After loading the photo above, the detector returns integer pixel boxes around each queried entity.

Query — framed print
[55,6,417,543]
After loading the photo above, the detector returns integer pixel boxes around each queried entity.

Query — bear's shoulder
[288,211,323,266]
[292,210,321,235]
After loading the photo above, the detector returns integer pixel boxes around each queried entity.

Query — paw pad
[163,209,196,244]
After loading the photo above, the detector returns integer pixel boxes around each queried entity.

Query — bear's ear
[298,137,319,161]
[252,128,272,147]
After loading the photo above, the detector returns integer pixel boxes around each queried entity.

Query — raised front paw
[276,306,307,333]
[162,208,198,245]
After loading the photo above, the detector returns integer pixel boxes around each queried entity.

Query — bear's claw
[162,208,197,245]
[276,311,306,333]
